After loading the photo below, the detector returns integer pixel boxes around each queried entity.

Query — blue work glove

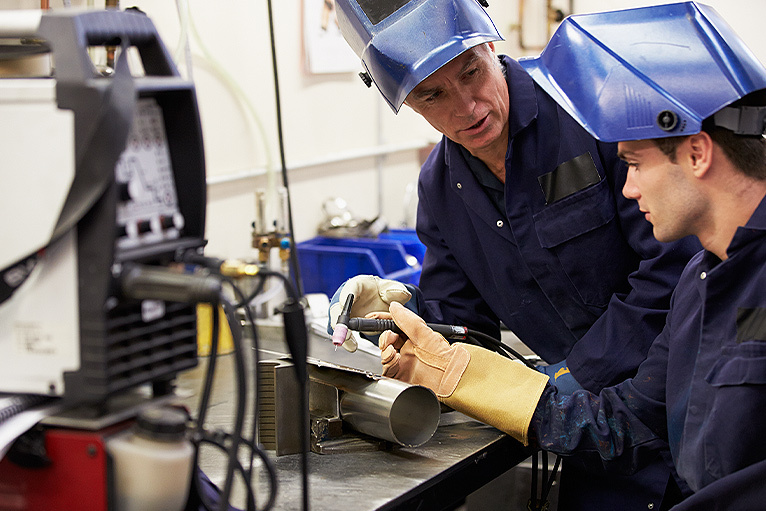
[327,275,418,352]
[536,360,583,395]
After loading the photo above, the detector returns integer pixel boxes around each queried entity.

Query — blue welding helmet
[335,0,503,113]
[518,2,766,142]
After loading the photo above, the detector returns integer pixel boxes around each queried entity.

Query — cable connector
[179,251,260,278]
[219,259,260,278]
[119,263,222,303]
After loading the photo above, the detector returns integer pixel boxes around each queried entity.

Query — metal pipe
[254,189,267,234]
[308,362,440,448]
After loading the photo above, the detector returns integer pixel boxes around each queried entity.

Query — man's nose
[622,167,640,200]
[452,90,476,118]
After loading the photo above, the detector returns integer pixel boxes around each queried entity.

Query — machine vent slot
[102,302,197,394]
[73,301,198,400]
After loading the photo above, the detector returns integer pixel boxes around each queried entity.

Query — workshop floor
[462,453,561,511]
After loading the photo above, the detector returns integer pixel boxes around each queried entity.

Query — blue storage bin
[379,229,426,264]
[297,231,425,297]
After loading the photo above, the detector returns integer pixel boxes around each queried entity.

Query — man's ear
[487,41,495,53]
[686,131,714,178]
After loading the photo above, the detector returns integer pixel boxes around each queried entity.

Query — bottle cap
[135,406,188,442]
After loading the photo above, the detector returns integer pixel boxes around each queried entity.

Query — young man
[378,3,766,509]
[331,0,700,509]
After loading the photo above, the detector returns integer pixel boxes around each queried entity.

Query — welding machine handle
[37,9,179,81]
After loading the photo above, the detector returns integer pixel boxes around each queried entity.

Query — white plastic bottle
[107,406,194,511]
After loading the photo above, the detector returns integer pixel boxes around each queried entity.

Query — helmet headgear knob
[657,110,678,132]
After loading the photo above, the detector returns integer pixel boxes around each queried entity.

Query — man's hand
[328,275,412,352]
[379,302,470,398]
[380,302,549,446]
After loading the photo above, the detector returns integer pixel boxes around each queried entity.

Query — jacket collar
[728,192,766,255]
[502,55,539,139]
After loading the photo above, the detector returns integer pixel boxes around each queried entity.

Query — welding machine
[0,8,207,406]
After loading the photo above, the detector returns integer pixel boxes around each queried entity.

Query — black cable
[193,431,278,511]
[541,453,561,503]
[234,276,267,309]
[265,270,309,511]
[216,295,248,511]
[463,329,537,369]
[185,255,308,511]
[265,0,304,299]
[542,450,548,505]
[346,317,536,368]
[258,269,300,302]
[222,276,265,480]
[231,270,308,511]
[192,297,221,509]
[531,452,539,511]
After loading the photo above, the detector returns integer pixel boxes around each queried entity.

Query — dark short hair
[651,127,766,181]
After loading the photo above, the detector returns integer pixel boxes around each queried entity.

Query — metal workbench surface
[175,318,533,510]
[250,412,532,511]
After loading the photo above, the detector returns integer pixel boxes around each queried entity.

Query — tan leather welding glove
[329,275,412,352]
[379,302,471,397]
[380,302,549,446]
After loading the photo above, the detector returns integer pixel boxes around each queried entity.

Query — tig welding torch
[345,316,535,368]
[347,317,468,340]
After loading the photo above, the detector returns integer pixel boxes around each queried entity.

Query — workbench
[174,319,535,510]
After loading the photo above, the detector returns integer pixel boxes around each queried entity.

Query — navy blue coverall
[532,195,766,510]
[412,56,702,510]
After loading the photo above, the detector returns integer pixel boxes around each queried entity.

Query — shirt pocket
[533,178,624,307]
[706,342,766,387]
[702,342,766,479]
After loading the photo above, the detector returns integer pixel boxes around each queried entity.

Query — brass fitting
[219,259,260,278]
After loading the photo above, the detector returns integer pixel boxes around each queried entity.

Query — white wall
[4,0,766,262]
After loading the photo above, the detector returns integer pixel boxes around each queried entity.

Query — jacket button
[496,220,504,228]
[457,183,462,189]
[700,271,707,280]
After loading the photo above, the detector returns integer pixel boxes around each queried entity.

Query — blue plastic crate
[297,231,425,297]
[379,229,426,265]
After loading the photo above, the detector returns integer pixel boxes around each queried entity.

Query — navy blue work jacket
[415,56,701,392]
[532,194,766,510]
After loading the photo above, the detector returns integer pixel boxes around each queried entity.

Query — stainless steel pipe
[308,361,440,448]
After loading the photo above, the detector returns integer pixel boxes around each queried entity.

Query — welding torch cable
[249,269,309,511]
[192,296,221,509]
[196,431,277,511]
[195,435,258,511]
[216,295,248,511]
[221,277,266,479]
[185,253,309,511]
[347,317,537,369]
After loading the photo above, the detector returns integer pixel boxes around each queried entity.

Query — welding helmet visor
[519,1,766,142]
[336,0,503,113]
